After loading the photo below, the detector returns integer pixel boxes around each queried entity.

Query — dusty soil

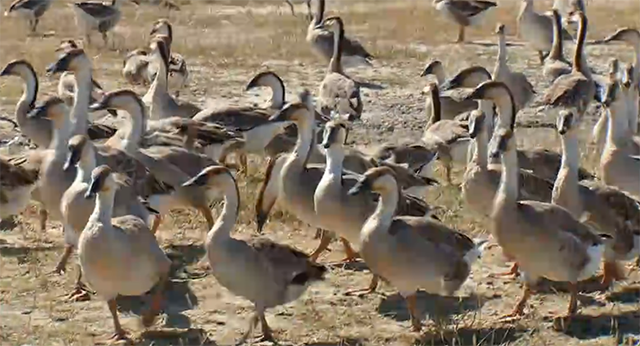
[0,0,639,345]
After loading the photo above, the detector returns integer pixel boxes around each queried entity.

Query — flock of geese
[1,0,640,343]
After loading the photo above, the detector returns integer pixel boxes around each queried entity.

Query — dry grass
[1,0,640,345]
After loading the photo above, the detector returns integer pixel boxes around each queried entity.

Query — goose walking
[72,0,139,47]
[4,0,51,33]
[433,0,497,43]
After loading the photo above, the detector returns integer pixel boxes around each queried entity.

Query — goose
[599,81,640,200]
[541,11,596,117]
[79,165,170,343]
[476,81,609,324]
[0,60,115,148]
[347,166,484,331]
[58,134,157,301]
[142,36,201,120]
[72,0,139,47]
[420,60,479,121]
[461,104,555,218]
[439,65,494,92]
[421,82,472,184]
[4,0,51,33]
[263,90,432,262]
[0,155,39,219]
[182,165,326,344]
[517,0,574,64]
[313,120,438,263]
[284,0,311,17]
[122,49,152,85]
[433,0,497,43]
[553,110,640,287]
[623,64,639,134]
[601,28,640,85]
[317,16,363,120]
[306,0,373,68]
[543,10,572,82]
[591,58,624,153]
[148,19,189,95]
[493,24,536,112]
[88,89,236,232]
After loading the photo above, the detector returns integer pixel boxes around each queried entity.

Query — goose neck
[364,177,398,237]
[16,70,38,126]
[313,0,325,25]
[605,106,630,148]
[496,144,519,206]
[433,66,446,85]
[70,68,93,136]
[471,130,489,168]
[428,87,441,125]
[497,33,508,67]
[494,96,515,130]
[479,100,496,137]
[52,114,74,159]
[207,178,239,244]
[324,146,345,178]
[287,117,315,169]
[573,16,588,75]
[329,23,343,74]
[549,14,563,60]
[76,147,96,184]
[89,188,116,226]
[559,131,580,171]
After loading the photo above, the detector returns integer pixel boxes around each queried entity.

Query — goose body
[348,166,482,331]
[493,24,536,112]
[5,0,51,32]
[433,0,497,43]
[543,10,572,82]
[72,0,138,46]
[317,16,362,120]
[518,0,573,64]
[306,0,373,68]
[182,166,326,344]
[79,165,170,342]
[420,60,479,121]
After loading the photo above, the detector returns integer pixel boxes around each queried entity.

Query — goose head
[64,134,91,171]
[245,71,286,109]
[495,23,506,36]
[465,80,516,119]
[27,96,68,126]
[89,89,145,115]
[268,89,313,125]
[602,28,640,47]
[182,165,235,190]
[556,110,577,136]
[150,19,173,45]
[149,35,171,69]
[46,49,91,75]
[468,110,487,139]
[440,66,492,91]
[321,120,349,149]
[348,166,397,196]
[85,165,115,199]
[0,59,37,80]
[420,60,444,77]
[55,39,80,54]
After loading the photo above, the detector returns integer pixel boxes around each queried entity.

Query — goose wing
[396,216,476,254]
[444,0,496,25]
[0,156,39,188]
[313,29,373,60]
[192,107,273,132]
[249,238,327,286]
[9,0,49,15]
[74,1,117,19]
[541,72,593,108]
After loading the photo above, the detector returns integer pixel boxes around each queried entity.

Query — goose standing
[493,24,536,112]
[470,81,609,324]
[4,0,51,33]
[306,0,373,68]
[317,16,363,120]
[182,165,326,344]
[79,165,170,342]
[347,166,484,331]
[543,10,572,82]
[148,19,189,96]
[142,36,201,120]
[72,0,139,47]
[433,0,497,43]
[541,11,596,117]
[517,0,573,64]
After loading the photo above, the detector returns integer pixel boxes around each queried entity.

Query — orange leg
[52,245,73,275]
[339,238,359,263]
[499,283,531,321]
[344,275,379,297]
[142,275,168,328]
[601,260,625,289]
[309,230,332,263]
[405,294,422,332]
[492,262,520,278]
[105,299,129,343]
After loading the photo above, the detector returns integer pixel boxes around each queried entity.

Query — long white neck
[363,178,398,238]
[144,54,168,118]
[495,144,519,208]
[16,71,38,127]
[89,188,116,226]
[559,130,580,172]
[206,178,239,245]
[471,128,488,168]
[52,116,73,160]
[479,100,495,137]
[71,68,93,136]
[75,147,96,184]
[286,117,314,171]
[323,145,345,183]
[121,100,147,153]
[604,105,630,149]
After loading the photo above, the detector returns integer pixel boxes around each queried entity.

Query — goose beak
[26,106,46,119]
[89,101,108,112]
[182,172,208,188]
[63,150,81,172]
[347,181,367,196]
[84,177,102,200]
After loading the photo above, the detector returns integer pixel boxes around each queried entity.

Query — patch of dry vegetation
[1,0,639,345]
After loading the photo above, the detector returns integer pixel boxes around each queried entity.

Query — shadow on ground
[558,310,640,342]
[378,291,489,324]
[418,326,529,346]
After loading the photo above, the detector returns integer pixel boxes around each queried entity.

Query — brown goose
[433,0,497,43]
[72,0,139,47]
[4,0,51,33]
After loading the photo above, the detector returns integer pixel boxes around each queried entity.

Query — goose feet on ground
[600,261,625,289]
[344,275,380,297]
[51,245,74,275]
[66,283,92,302]
[491,263,520,279]
[497,285,531,322]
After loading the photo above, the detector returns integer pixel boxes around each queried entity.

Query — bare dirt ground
[1,0,640,345]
